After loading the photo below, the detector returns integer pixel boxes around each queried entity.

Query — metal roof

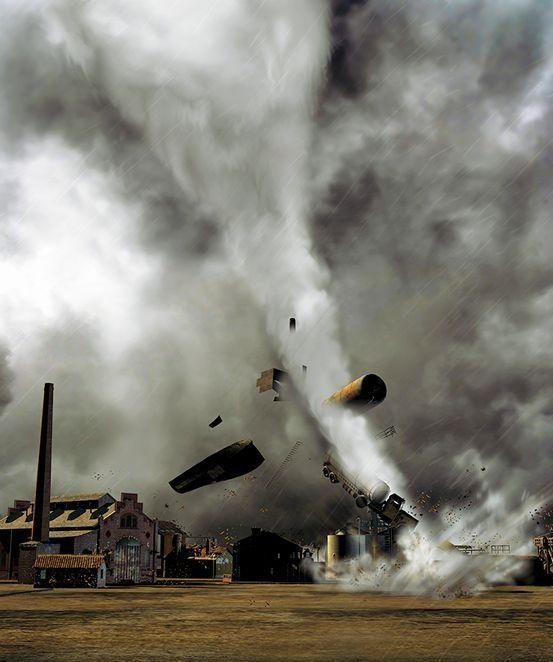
[237,528,302,548]
[50,493,112,503]
[48,529,95,539]
[157,520,186,535]
[34,554,105,569]
[0,503,116,530]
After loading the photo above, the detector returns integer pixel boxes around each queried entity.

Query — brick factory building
[0,491,156,584]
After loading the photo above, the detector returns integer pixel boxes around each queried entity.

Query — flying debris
[289,317,296,332]
[324,374,387,409]
[376,425,396,440]
[265,440,303,489]
[256,368,288,401]
[322,458,418,529]
[169,440,265,494]
[534,534,553,579]
[209,415,223,429]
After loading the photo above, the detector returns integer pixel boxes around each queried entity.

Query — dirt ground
[0,582,552,662]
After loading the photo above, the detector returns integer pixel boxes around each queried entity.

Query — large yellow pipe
[324,374,387,408]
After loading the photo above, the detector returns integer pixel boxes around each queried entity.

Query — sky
[1,0,552,551]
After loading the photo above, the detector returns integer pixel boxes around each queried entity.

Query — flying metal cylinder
[368,480,390,504]
[324,374,387,409]
[355,481,389,508]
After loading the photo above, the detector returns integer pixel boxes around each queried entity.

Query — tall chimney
[32,383,53,543]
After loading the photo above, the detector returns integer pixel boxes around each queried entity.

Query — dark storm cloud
[0,8,228,523]
[479,2,547,96]
[0,345,14,415]
[125,273,343,540]
[2,0,552,548]
[326,0,416,100]
[326,0,552,104]
[0,320,124,500]
[316,0,553,535]
[0,10,220,262]
[0,0,334,537]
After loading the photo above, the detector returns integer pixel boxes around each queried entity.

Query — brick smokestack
[31,383,53,543]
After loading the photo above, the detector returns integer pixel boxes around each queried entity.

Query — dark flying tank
[169,439,265,494]
[324,374,387,409]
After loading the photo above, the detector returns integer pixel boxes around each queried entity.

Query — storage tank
[326,532,369,572]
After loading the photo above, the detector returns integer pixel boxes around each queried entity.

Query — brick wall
[99,493,156,583]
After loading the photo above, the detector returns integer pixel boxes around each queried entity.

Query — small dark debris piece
[302,365,307,374]
[164,503,169,508]
[209,415,223,428]
[289,317,296,332]
[481,467,486,471]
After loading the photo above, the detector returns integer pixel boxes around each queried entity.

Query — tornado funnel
[169,439,265,494]
[324,374,387,409]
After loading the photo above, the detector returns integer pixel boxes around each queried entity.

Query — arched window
[120,514,137,529]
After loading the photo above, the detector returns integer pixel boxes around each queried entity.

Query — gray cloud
[312,0,553,537]
[479,1,547,96]
[1,0,552,549]
[0,345,14,415]
[0,9,221,265]
[0,1,335,538]
[0,320,122,497]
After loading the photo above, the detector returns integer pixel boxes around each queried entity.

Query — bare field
[1,582,552,662]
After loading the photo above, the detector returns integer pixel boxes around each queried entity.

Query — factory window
[120,514,138,529]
